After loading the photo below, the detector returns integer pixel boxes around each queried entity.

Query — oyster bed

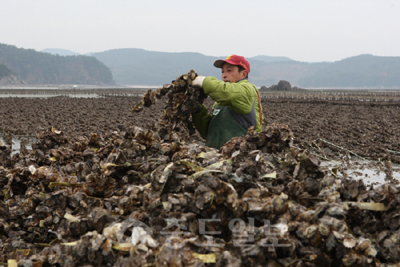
[1,124,400,266]
[1,76,400,266]
[1,92,400,163]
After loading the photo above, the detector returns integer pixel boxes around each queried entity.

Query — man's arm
[202,77,256,115]
[192,104,211,139]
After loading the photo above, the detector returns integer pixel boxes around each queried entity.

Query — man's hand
[192,76,206,88]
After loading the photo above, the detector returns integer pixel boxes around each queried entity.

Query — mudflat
[2,91,400,265]
[1,93,400,162]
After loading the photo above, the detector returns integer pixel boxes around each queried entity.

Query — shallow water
[0,92,143,98]
[0,93,100,98]
[320,159,400,186]
[0,93,145,98]
[1,134,398,186]
[0,135,36,155]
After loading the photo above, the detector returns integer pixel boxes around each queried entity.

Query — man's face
[221,63,247,83]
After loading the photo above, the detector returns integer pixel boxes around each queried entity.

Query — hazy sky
[1,0,399,62]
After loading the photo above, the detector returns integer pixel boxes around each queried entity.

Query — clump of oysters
[0,70,399,266]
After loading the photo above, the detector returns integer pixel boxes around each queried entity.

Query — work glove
[192,75,206,88]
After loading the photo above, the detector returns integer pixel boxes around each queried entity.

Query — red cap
[213,54,250,73]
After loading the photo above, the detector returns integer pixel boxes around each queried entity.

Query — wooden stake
[386,149,400,155]
[319,138,367,160]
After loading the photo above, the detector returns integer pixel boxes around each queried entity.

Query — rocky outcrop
[277,80,292,90]
[262,80,305,91]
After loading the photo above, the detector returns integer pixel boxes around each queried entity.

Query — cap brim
[214,59,244,69]
[213,59,226,68]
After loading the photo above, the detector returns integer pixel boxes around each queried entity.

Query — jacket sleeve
[192,104,211,139]
[202,76,255,115]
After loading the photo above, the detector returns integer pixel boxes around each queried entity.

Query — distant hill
[249,55,293,63]
[0,63,12,79]
[90,48,222,85]
[42,48,80,56]
[249,55,400,88]
[0,43,114,85]
[91,49,400,88]
[90,49,295,86]
[4,44,400,88]
[298,54,400,88]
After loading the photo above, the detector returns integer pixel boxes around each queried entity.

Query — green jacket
[192,76,264,143]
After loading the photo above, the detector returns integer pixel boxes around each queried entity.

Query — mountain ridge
[89,48,400,88]
[0,43,114,85]
[41,48,80,56]
[2,43,400,88]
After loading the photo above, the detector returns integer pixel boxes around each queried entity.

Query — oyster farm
[2,71,400,266]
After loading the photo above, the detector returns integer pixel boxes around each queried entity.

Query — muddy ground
[264,98,400,163]
[2,93,400,266]
[1,95,400,163]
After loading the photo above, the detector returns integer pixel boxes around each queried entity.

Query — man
[191,54,264,149]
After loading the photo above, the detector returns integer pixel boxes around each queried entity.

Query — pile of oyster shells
[1,71,400,266]
[132,69,208,142]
